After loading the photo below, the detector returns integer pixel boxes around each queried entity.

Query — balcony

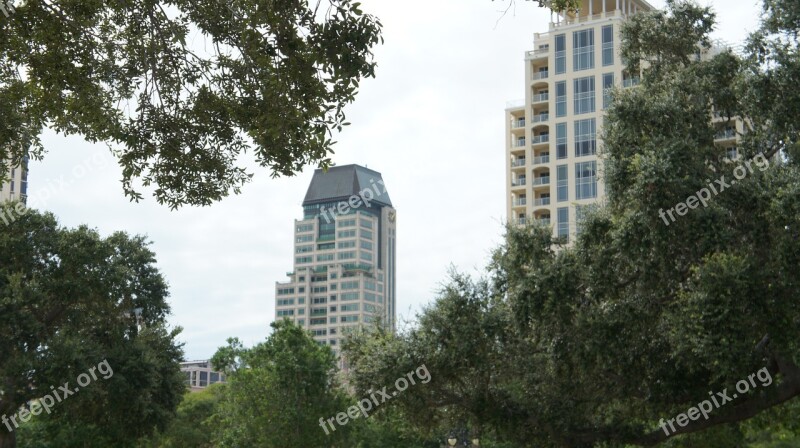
[511,158,526,167]
[532,135,550,145]
[533,197,551,207]
[532,93,549,103]
[537,218,551,226]
[511,178,527,187]
[513,198,527,207]
[532,177,550,186]
[623,77,641,88]
[514,139,527,148]
[532,114,550,124]
[532,155,550,165]
[715,129,737,140]
[532,71,549,81]
[511,118,526,129]
[526,45,550,59]
[516,217,528,226]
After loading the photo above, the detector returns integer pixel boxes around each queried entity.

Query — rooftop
[303,164,393,207]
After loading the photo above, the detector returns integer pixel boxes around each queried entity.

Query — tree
[210,319,351,447]
[0,0,382,208]
[345,1,800,446]
[136,384,224,448]
[0,204,186,448]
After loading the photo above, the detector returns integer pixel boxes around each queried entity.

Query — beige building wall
[506,0,741,240]
[0,158,28,203]
[180,360,227,392]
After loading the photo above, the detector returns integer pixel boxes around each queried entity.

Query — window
[555,34,566,74]
[364,281,377,291]
[360,240,373,250]
[338,240,356,249]
[295,256,312,264]
[603,73,614,109]
[277,298,294,306]
[341,281,359,290]
[341,292,359,301]
[277,288,295,295]
[360,218,373,229]
[556,123,567,159]
[276,310,294,317]
[313,297,327,304]
[557,165,569,202]
[298,287,305,293]
[361,252,373,262]
[317,243,334,251]
[296,223,313,233]
[575,161,598,200]
[296,234,313,243]
[574,76,595,115]
[557,207,570,241]
[340,304,360,312]
[311,307,327,316]
[573,29,594,71]
[341,315,359,323]
[364,292,378,302]
[298,298,305,304]
[338,229,356,238]
[360,229,373,240]
[574,118,597,157]
[555,82,567,117]
[297,308,305,315]
[338,251,356,260]
[364,303,377,313]
[330,284,337,291]
[316,253,334,262]
[329,294,337,302]
[313,286,327,293]
[298,319,305,326]
[338,218,356,227]
[602,25,614,66]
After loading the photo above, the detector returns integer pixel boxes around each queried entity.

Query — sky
[26,0,763,360]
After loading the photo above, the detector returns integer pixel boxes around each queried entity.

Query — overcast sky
[27,0,762,360]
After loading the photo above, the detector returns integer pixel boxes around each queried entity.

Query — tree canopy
[0,0,382,208]
[0,204,186,448]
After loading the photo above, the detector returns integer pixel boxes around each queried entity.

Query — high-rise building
[505,0,652,240]
[505,0,743,240]
[0,157,28,203]
[275,165,397,358]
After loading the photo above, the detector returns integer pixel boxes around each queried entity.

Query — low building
[180,360,227,392]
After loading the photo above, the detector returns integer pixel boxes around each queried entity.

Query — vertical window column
[573,29,595,71]
[555,34,566,74]
[575,161,598,200]
[602,25,614,66]
[556,123,567,160]
[602,73,615,109]
[557,165,569,202]
[557,207,570,241]
[574,76,596,115]
[555,81,567,118]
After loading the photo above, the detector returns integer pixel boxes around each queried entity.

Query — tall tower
[0,157,28,203]
[275,165,397,357]
[505,0,655,241]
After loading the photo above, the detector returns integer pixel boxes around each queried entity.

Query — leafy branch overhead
[0,0,383,208]
[491,0,581,13]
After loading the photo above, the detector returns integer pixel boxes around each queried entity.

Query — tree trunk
[0,430,16,448]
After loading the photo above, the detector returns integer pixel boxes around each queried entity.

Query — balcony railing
[532,71,549,81]
[532,93,549,103]
[532,155,550,165]
[715,129,737,140]
[532,135,550,144]
[532,114,549,124]
[537,218,551,226]
[532,177,550,186]
[513,198,527,207]
[623,77,641,88]
[512,119,526,129]
[511,158,526,167]
[511,178,527,187]
[514,139,526,148]
[533,197,551,207]
[516,217,528,226]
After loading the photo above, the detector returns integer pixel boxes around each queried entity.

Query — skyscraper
[0,158,28,203]
[505,0,743,240]
[275,165,397,357]
[505,0,654,240]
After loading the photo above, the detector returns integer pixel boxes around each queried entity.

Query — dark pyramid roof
[303,165,392,207]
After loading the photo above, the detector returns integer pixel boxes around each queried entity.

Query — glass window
[573,29,595,71]
[296,234,313,243]
[555,82,567,117]
[557,207,570,241]
[575,161,598,200]
[603,73,614,109]
[555,34,566,74]
[360,229,373,240]
[556,123,567,159]
[574,118,597,157]
[557,165,569,202]
[573,76,595,115]
[602,25,614,66]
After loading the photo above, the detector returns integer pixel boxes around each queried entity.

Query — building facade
[275,165,397,358]
[180,360,227,392]
[505,0,743,240]
[0,158,28,203]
